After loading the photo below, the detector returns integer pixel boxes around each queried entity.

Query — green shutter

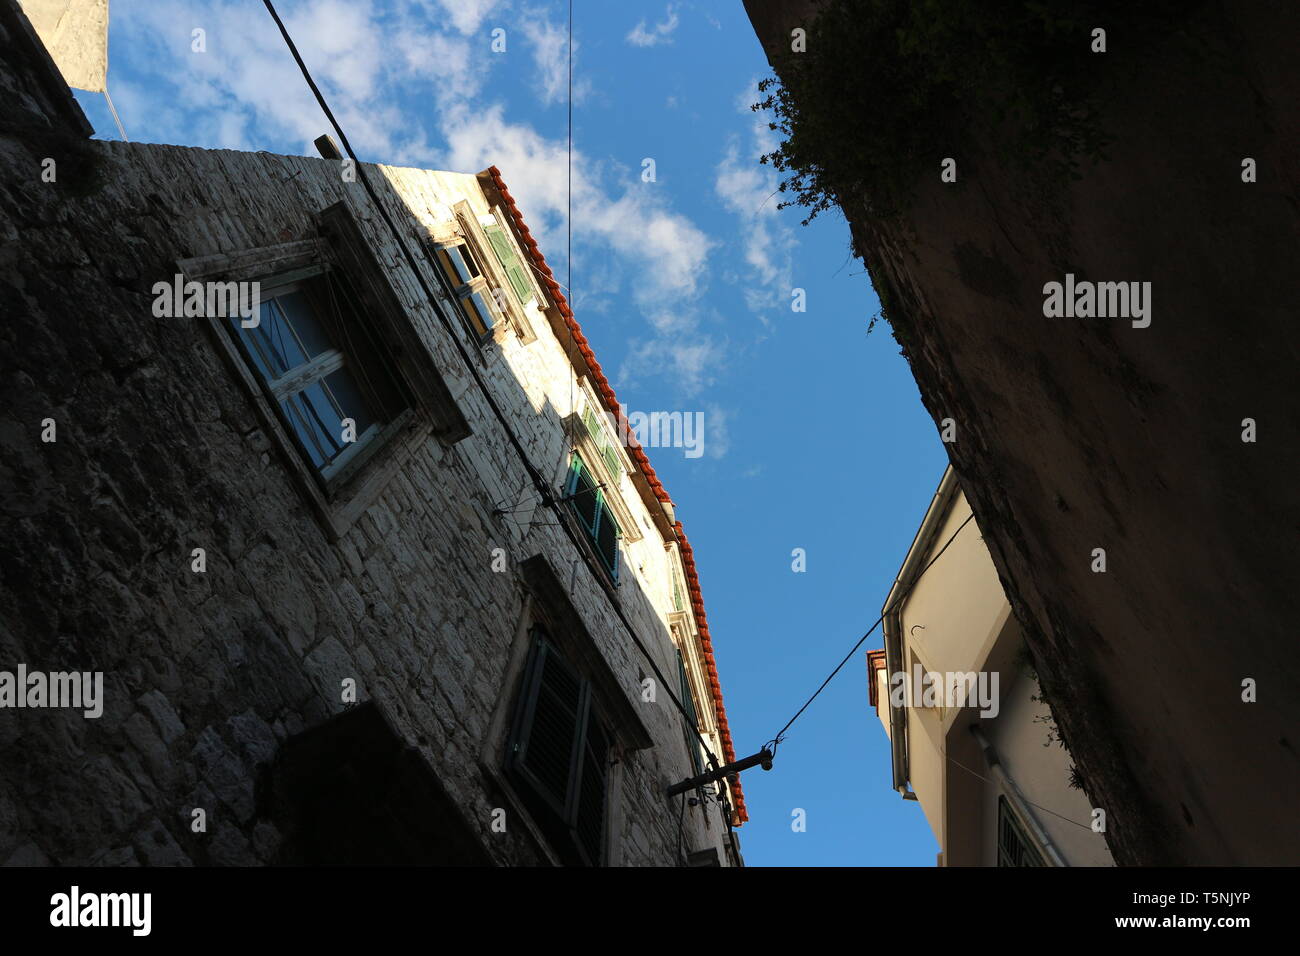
[673,576,684,612]
[569,457,599,534]
[595,498,620,580]
[602,442,621,478]
[583,406,602,443]
[485,225,535,304]
[566,455,620,583]
[507,262,534,304]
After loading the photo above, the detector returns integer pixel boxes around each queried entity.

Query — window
[677,649,704,776]
[997,796,1046,866]
[581,403,625,481]
[564,454,621,581]
[484,222,535,304]
[506,630,610,866]
[224,267,408,488]
[431,240,500,339]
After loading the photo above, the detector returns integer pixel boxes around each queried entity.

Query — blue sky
[74,0,947,866]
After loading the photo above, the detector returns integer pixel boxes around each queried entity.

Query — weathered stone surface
[744,0,1300,864]
[133,817,190,867]
[0,8,743,866]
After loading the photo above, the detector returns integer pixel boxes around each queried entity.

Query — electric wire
[261,0,740,863]
[771,512,977,747]
[943,748,1096,832]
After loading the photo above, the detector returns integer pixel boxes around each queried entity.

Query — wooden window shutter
[583,405,603,443]
[595,496,620,580]
[506,632,609,865]
[569,457,600,535]
[485,224,534,304]
[602,442,621,479]
[573,716,609,865]
[506,636,591,824]
[996,796,1046,866]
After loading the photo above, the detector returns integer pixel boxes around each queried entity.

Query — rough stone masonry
[0,1,743,867]
[744,0,1300,864]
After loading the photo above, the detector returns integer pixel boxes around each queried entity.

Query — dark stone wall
[746,0,1300,864]
[0,7,728,866]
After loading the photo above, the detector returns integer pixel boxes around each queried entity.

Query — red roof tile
[486,165,747,826]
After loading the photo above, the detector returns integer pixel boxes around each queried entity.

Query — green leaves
[751,0,1192,230]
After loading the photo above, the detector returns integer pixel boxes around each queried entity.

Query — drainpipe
[970,724,1067,867]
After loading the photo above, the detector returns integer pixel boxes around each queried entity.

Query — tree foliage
[754,0,1194,224]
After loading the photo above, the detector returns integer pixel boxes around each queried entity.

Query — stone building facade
[0,1,746,867]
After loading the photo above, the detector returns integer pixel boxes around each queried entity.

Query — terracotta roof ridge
[485,165,746,825]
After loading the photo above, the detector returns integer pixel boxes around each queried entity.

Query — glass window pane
[464,291,495,335]
[275,289,334,358]
[229,311,277,382]
[323,366,377,435]
[247,298,308,377]
[280,392,328,468]
[299,381,346,461]
[459,242,481,278]
[442,246,475,285]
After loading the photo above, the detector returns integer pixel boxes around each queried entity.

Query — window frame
[430,238,503,343]
[475,555,656,865]
[505,628,611,867]
[564,453,622,582]
[224,270,395,490]
[997,795,1047,867]
[182,212,472,540]
[561,385,643,548]
[427,200,541,346]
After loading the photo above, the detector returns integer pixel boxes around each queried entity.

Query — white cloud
[619,336,724,399]
[111,0,720,400]
[113,0,442,159]
[703,402,731,459]
[518,7,590,106]
[714,78,796,319]
[391,23,487,105]
[626,4,680,47]
[431,0,503,36]
[437,103,712,307]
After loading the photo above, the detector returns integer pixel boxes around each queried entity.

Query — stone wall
[745,0,1300,864]
[0,9,736,866]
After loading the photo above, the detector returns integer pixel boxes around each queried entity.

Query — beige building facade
[869,467,1112,866]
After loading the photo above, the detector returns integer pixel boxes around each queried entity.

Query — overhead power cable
[770,511,977,748]
[260,0,739,864]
